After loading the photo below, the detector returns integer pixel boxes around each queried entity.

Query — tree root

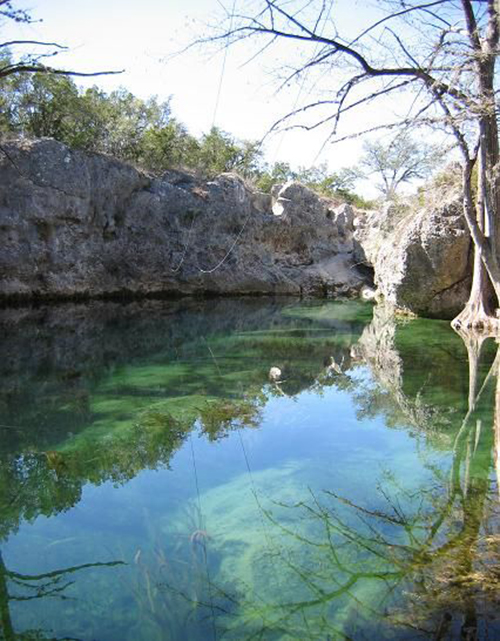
[452,303,500,334]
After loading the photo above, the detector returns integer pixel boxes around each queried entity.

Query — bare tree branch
[348,0,449,48]
[0,40,67,50]
[0,63,124,79]
[0,2,124,79]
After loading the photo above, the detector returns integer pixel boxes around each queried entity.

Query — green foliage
[16,74,82,140]
[0,52,27,132]
[0,67,170,159]
[254,160,294,192]
[0,68,370,205]
[256,160,374,208]
[139,118,199,170]
[0,71,263,177]
[194,126,263,178]
[198,397,264,441]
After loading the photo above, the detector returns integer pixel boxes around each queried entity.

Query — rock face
[353,202,404,267]
[0,138,367,301]
[355,199,471,319]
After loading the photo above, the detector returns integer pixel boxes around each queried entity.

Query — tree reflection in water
[3,301,500,639]
[152,314,500,640]
[0,551,124,640]
[205,325,500,640]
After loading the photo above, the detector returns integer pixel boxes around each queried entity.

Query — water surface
[1,298,499,640]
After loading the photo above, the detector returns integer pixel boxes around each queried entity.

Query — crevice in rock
[429,273,472,302]
[0,143,84,200]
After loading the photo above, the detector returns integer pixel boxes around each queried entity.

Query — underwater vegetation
[1,298,500,638]
[0,549,125,641]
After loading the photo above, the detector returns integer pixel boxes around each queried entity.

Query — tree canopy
[0,66,368,203]
[360,132,440,199]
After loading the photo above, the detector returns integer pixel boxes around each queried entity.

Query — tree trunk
[479,99,500,304]
[452,2,500,331]
[0,552,14,641]
[494,347,500,497]
[461,331,489,413]
[452,152,498,331]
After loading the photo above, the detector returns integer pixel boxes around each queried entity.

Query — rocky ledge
[0,138,472,319]
[0,138,368,301]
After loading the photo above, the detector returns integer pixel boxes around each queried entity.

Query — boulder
[374,199,471,318]
[333,203,354,232]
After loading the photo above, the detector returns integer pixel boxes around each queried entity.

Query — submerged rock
[0,139,367,301]
[268,366,282,381]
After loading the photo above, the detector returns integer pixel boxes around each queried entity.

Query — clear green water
[1,298,499,640]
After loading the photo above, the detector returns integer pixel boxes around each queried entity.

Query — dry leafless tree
[198,0,500,330]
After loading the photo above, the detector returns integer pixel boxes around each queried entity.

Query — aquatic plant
[5,298,500,638]
[198,397,264,441]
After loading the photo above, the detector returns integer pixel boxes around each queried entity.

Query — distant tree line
[0,60,371,206]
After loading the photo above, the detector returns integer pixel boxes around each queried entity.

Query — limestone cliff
[354,196,472,319]
[0,138,367,301]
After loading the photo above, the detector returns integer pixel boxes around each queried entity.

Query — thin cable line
[196,211,251,274]
[170,213,197,273]
[270,2,333,164]
[237,429,283,587]
[190,434,217,641]
[212,0,238,127]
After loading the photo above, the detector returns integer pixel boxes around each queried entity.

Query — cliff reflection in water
[235,306,500,640]
[0,298,499,639]
[0,298,368,539]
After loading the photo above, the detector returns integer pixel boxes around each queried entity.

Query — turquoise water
[0,298,499,640]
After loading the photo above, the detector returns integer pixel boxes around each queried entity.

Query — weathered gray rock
[353,202,409,267]
[333,203,354,233]
[373,199,471,319]
[1,138,470,317]
[266,181,360,289]
[0,139,368,301]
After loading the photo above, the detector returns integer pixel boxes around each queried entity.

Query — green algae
[2,298,500,639]
[284,299,375,324]
[158,464,418,639]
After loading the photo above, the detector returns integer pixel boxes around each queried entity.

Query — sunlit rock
[374,199,471,319]
[272,198,287,217]
[360,285,377,301]
[0,139,369,301]
[269,366,282,381]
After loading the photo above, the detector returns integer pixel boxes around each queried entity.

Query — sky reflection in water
[0,298,499,640]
